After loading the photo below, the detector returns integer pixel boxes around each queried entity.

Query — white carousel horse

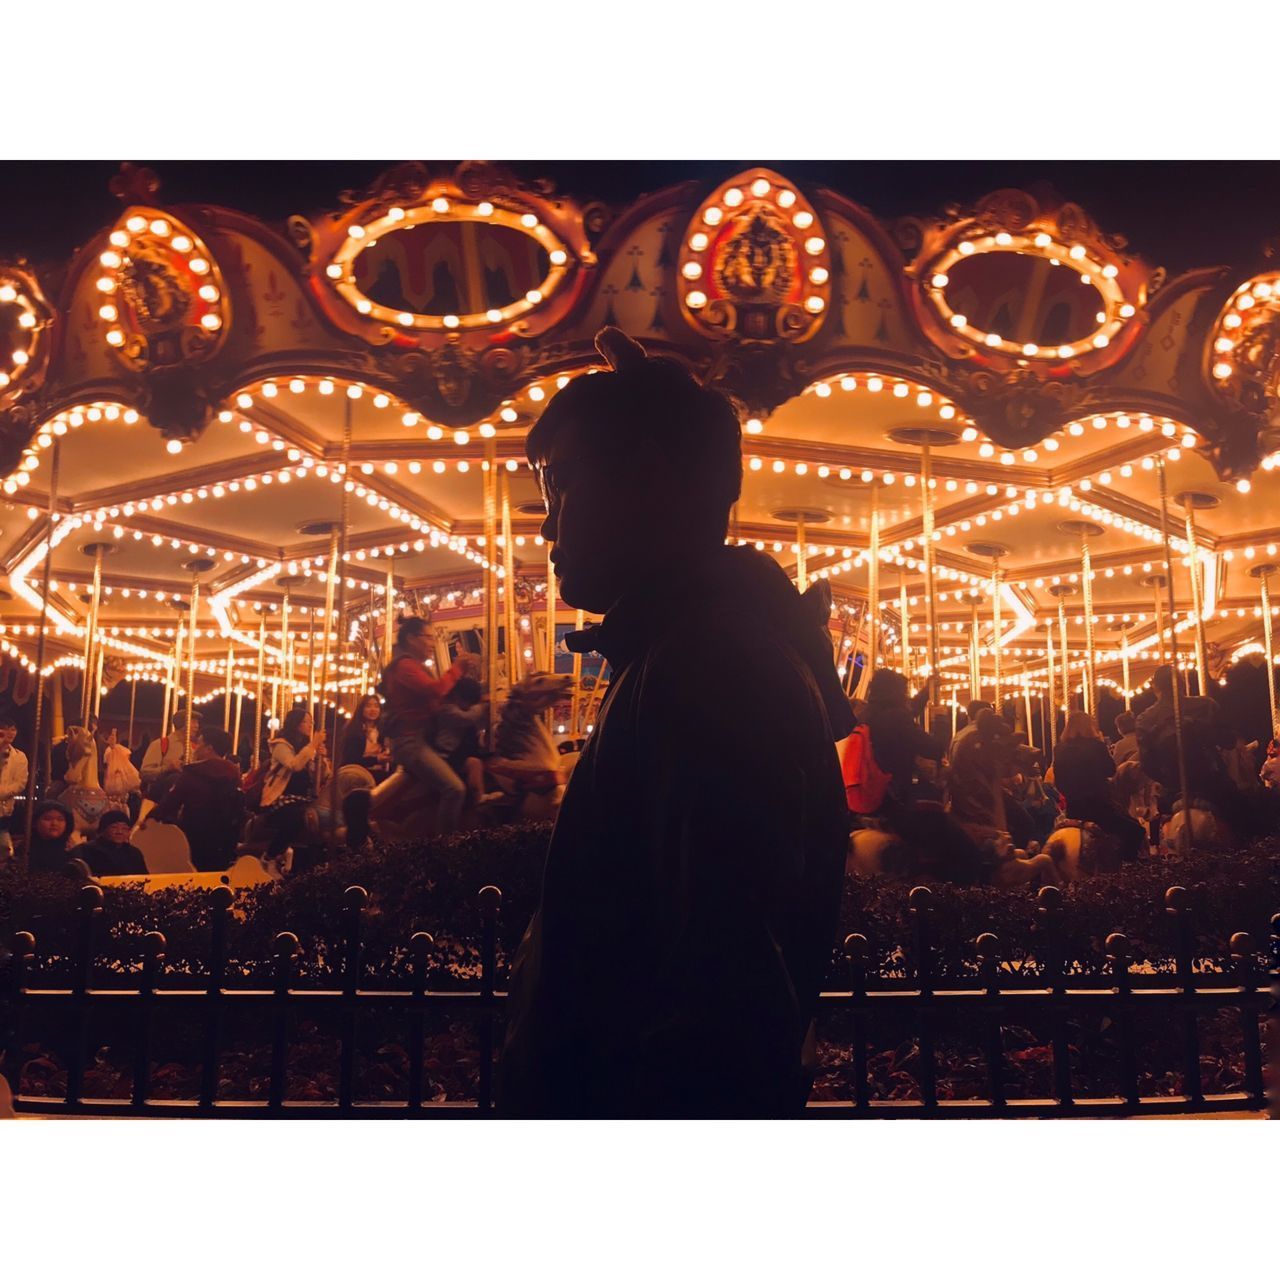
[58,725,109,836]
[1160,800,1233,854]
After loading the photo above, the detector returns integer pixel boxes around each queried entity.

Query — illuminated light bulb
[960,427,978,442]
[166,439,183,455]
[749,457,763,471]
[319,380,334,395]
[99,250,121,269]
[860,470,874,483]
[1237,293,1255,310]
[950,313,967,328]
[804,236,825,256]
[882,473,895,486]
[1213,361,1232,379]
[689,232,709,252]
[526,290,543,304]
[347,384,364,400]
[356,300,372,314]
[999,452,1014,466]
[866,377,883,392]
[255,431,270,445]
[682,261,703,280]
[478,422,496,438]
[1223,313,1242,329]
[795,463,808,476]
[840,468,852,481]
[792,211,814,231]
[500,406,519,423]
[397,311,414,326]
[1023,449,1038,462]
[126,215,147,233]
[916,391,933,407]
[723,187,744,207]
[985,333,1002,347]
[200,313,222,331]
[1236,478,1252,494]
[809,266,829,285]
[686,290,708,309]
[189,258,209,275]
[427,425,444,440]
[505,459,518,472]
[149,218,171,237]
[772,460,785,474]
[260,381,277,398]
[453,430,470,445]
[804,295,825,314]
[703,207,723,226]
[96,276,117,293]
[109,229,129,248]
[745,418,763,435]
[892,382,909,398]
[978,442,994,458]
[106,329,125,347]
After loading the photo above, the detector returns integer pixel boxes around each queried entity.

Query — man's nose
[539,506,557,543]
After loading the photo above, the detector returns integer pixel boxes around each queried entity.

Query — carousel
[2,160,1279,857]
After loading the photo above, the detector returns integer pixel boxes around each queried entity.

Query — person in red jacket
[378,615,479,835]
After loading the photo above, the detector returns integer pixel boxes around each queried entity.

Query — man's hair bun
[594,326,648,372]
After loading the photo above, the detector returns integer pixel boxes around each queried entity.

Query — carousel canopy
[2,161,1279,721]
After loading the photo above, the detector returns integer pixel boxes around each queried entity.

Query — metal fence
[3,882,1274,1118]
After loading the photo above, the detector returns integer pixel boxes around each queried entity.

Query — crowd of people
[0,616,513,879]
[844,660,1280,884]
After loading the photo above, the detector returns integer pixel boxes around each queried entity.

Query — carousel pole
[1251,563,1279,740]
[232,685,244,759]
[865,484,880,683]
[22,440,61,866]
[1121,632,1132,711]
[80,543,106,723]
[920,444,938,729]
[306,603,317,722]
[898,571,911,686]
[278,583,290,721]
[316,530,340,730]
[1050,584,1073,715]
[795,514,808,594]
[991,556,1002,718]
[969,596,981,703]
[1156,456,1192,849]
[384,562,395,667]
[1022,680,1035,750]
[223,638,234,731]
[325,403,354,839]
[1046,620,1057,755]
[483,440,500,742]
[183,564,211,764]
[501,474,520,684]
[127,675,137,752]
[253,612,266,770]
[570,609,586,736]
[1146,573,1169,667]
[1180,496,1211,695]
[1080,531,1097,719]
[91,644,105,721]
[545,546,557,674]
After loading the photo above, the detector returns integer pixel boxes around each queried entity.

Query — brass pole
[327,400,353,838]
[483,442,500,741]
[796,514,808,594]
[1121,632,1132,711]
[278,585,290,723]
[223,637,234,731]
[232,685,243,759]
[317,530,339,726]
[899,572,910,686]
[992,558,1002,718]
[80,544,104,723]
[384,561,395,667]
[501,475,520,685]
[545,544,557,673]
[1023,681,1035,750]
[1153,581,1168,666]
[1183,505,1209,696]
[1257,567,1278,740]
[253,612,266,770]
[127,674,137,752]
[1081,533,1096,720]
[570,609,585,736]
[1057,596,1070,715]
[185,575,201,763]
[1046,621,1057,755]
[91,643,105,722]
[920,446,937,730]
[969,597,980,703]
[306,602,317,722]
[1156,456,1192,848]
[22,439,60,865]
[858,484,880,699]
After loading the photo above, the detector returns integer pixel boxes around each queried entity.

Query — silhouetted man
[498,328,854,1118]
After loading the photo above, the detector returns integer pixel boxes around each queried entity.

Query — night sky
[1,160,1278,274]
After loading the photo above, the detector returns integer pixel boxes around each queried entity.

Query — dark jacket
[155,756,244,871]
[1052,736,1116,816]
[498,546,854,1118]
[1135,694,1230,792]
[861,670,943,800]
[80,836,147,878]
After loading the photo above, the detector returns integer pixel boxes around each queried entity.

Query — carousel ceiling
[2,161,1279,708]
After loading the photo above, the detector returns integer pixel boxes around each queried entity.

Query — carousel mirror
[941,250,1106,349]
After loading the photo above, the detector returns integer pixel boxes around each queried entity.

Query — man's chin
[555,568,614,616]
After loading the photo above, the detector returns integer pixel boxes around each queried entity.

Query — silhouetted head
[452,676,483,708]
[1152,664,1177,700]
[196,726,232,759]
[1115,711,1136,736]
[395,615,435,663]
[1062,710,1100,741]
[866,668,910,708]
[527,327,742,613]
[967,700,992,722]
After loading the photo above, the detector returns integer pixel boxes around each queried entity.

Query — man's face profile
[538,418,655,615]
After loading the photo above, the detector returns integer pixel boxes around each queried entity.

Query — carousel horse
[57,724,109,836]
[1160,799,1233,853]
[1041,818,1124,883]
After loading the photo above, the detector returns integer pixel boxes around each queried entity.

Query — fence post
[908,886,937,1109]
[131,931,166,1110]
[843,933,870,1111]
[268,932,299,1113]
[1230,932,1263,1108]
[339,885,368,1115]
[1106,932,1138,1109]
[407,931,433,1113]
[199,885,233,1112]
[976,933,1005,1109]
[66,885,103,1108]
[3,931,35,1097]
[477,885,502,1115]
[1164,885,1202,1105]
[1036,885,1072,1108]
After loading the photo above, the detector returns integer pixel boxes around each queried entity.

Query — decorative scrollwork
[949,366,1087,449]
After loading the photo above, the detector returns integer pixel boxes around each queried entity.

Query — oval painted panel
[353,222,551,319]
[943,250,1105,348]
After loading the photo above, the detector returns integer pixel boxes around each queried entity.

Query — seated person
[1261,739,1280,790]
[152,725,244,872]
[1053,711,1145,861]
[80,809,147,877]
[140,710,202,802]
[1111,711,1140,767]
[340,694,392,781]
[26,800,77,875]
[261,708,327,872]
[432,677,499,807]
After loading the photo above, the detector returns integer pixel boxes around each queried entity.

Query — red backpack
[842,723,891,815]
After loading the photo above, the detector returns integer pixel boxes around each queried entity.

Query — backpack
[242,758,289,810]
[842,723,892,815]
